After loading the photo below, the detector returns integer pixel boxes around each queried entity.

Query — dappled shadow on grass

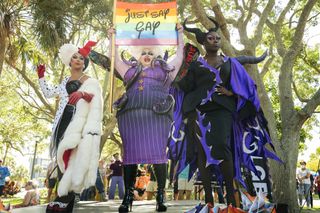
[2,196,47,205]
[1,197,23,206]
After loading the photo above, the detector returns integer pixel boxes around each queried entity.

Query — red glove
[37,64,45,78]
[68,91,94,105]
[82,92,94,103]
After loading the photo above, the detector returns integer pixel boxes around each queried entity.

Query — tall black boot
[196,139,214,205]
[153,163,167,212]
[119,164,137,213]
[219,160,241,207]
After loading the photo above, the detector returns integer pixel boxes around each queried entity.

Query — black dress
[53,80,82,150]
[178,59,236,161]
[46,80,82,213]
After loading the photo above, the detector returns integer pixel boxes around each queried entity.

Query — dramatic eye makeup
[207,35,221,41]
[141,51,154,56]
[72,55,84,60]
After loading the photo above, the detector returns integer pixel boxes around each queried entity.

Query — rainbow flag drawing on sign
[115,1,178,46]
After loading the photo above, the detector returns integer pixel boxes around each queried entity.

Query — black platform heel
[153,163,168,212]
[118,164,137,213]
[118,189,133,212]
[156,189,167,212]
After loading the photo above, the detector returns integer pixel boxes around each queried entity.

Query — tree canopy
[0,0,319,211]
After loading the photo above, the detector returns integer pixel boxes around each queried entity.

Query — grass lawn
[1,196,47,205]
[1,188,47,206]
[298,196,320,212]
[1,197,23,206]
[301,208,320,212]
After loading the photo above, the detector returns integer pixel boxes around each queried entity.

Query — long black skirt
[186,108,233,161]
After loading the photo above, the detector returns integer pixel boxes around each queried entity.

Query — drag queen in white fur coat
[38,41,103,212]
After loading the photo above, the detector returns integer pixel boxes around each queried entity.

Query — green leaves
[31,0,67,53]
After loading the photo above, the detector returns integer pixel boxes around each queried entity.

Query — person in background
[11,180,40,208]
[310,173,314,208]
[95,167,107,202]
[95,160,107,201]
[0,159,10,197]
[3,177,20,198]
[146,165,157,200]
[98,160,107,188]
[297,160,311,208]
[177,164,194,200]
[0,198,6,211]
[133,169,149,201]
[80,186,96,201]
[105,159,114,196]
[45,160,58,202]
[315,170,320,199]
[109,153,125,200]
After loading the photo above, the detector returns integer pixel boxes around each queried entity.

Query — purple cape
[167,57,282,186]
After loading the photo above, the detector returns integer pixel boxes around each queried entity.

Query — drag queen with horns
[170,17,281,210]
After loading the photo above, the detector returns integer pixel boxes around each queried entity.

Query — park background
[0,0,319,212]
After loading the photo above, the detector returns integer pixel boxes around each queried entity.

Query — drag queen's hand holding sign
[108,23,184,212]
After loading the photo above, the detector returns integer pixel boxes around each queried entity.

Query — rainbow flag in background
[115,1,178,46]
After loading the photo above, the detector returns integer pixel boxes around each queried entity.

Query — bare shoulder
[81,75,90,83]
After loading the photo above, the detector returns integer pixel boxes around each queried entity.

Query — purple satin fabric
[168,57,282,186]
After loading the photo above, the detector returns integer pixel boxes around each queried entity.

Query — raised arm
[107,28,130,79]
[89,50,122,80]
[236,50,268,65]
[37,65,61,98]
[168,24,184,81]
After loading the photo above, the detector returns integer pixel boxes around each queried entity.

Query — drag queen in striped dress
[108,25,184,212]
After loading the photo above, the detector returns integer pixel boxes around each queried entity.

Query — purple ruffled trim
[197,57,222,105]
[196,110,222,167]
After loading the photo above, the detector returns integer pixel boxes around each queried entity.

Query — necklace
[68,73,86,82]
[78,74,86,81]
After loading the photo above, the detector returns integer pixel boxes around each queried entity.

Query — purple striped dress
[117,65,172,165]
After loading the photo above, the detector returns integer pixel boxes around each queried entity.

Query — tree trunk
[270,129,301,212]
[0,35,7,76]
[100,115,118,152]
[3,143,9,164]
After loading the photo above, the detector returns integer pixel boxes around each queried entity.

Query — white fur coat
[56,78,103,196]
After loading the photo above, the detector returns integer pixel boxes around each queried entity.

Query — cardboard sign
[115,1,178,46]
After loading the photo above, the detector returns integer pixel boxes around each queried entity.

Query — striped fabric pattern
[117,66,172,165]
[118,109,171,165]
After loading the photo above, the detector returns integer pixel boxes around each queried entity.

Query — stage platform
[11,200,209,213]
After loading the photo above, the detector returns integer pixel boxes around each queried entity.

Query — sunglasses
[206,35,221,41]
[141,51,154,56]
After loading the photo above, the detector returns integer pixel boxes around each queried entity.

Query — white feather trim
[57,148,77,196]
[56,77,103,195]
[58,44,79,66]
[71,134,92,191]
[84,135,100,188]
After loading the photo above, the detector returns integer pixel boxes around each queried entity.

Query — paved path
[11,200,206,213]
[10,198,320,212]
